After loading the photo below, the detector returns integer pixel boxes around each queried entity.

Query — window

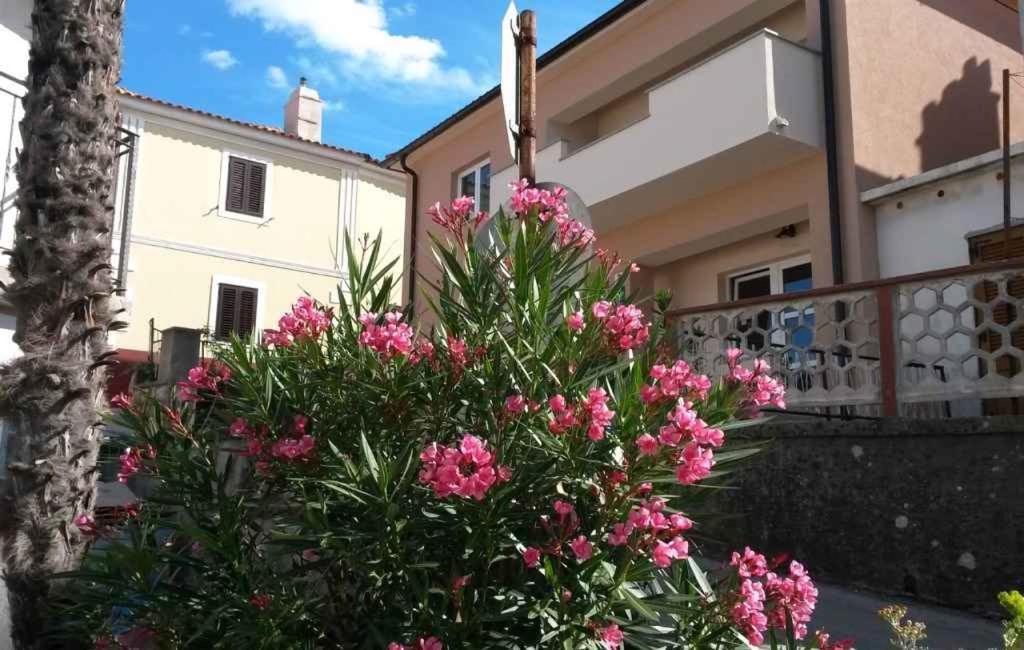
[457,160,491,213]
[213,282,259,340]
[219,151,273,222]
[729,257,813,353]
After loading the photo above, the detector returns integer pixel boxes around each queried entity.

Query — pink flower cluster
[74,514,98,537]
[633,399,723,485]
[249,593,272,610]
[230,414,317,470]
[523,500,593,567]
[728,547,819,644]
[110,392,134,411]
[176,361,231,402]
[428,195,488,243]
[640,360,712,404]
[816,630,856,650]
[597,623,624,650]
[606,496,692,569]
[263,296,332,347]
[359,311,414,360]
[117,446,155,484]
[547,388,615,441]
[388,637,443,650]
[727,348,786,411]
[591,301,650,352]
[418,434,510,501]
[509,179,594,249]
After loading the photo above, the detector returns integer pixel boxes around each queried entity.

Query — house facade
[386,0,1024,417]
[110,86,407,381]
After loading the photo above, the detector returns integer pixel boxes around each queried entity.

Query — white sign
[500,1,519,161]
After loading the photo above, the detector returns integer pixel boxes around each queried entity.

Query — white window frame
[456,159,490,212]
[207,275,266,341]
[728,254,812,301]
[217,149,274,224]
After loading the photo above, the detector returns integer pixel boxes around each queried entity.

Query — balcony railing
[666,259,1024,418]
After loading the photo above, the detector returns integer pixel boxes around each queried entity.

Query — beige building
[111,82,406,383]
[385,0,1023,315]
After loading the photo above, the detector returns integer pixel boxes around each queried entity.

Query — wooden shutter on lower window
[215,284,239,339]
[237,287,258,338]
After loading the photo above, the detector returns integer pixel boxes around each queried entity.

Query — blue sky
[122,1,621,159]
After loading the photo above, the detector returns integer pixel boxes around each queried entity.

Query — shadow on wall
[918,0,1021,52]
[916,57,1001,174]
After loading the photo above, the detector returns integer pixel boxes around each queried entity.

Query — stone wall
[703,416,1024,614]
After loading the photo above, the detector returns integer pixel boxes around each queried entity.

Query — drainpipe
[399,152,419,310]
[819,0,845,286]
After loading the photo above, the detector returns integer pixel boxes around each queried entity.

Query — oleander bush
[55,182,847,649]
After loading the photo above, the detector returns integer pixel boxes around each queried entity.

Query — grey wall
[702,416,1024,614]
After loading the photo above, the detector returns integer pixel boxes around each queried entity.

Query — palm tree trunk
[0,0,125,646]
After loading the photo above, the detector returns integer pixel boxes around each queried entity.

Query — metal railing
[666,258,1024,418]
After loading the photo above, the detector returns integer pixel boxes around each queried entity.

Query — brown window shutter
[237,287,258,339]
[245,162,266,217]
[226,157,247,213]
[215,284,239,339]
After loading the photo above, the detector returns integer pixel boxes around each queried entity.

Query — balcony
[492,30,823,231]
[667,259,1024,418]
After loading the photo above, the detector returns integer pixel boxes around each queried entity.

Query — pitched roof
[116,87,383,167]
[381,0,648,167]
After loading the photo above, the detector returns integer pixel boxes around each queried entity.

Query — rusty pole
[518,10,537,184]
[1004,68,1013,259]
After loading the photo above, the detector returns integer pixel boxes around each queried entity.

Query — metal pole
[517,10,537,184]
[1004,67,1012,259]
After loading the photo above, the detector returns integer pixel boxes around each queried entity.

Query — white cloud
[322,99,345,113]
[266,65,289,89]
[390,2,415,18]
[202,49,239,71]
[225,0,488,95]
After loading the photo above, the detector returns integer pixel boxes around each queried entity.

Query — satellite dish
[500,1,520,162]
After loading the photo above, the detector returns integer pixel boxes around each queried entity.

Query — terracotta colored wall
[831,0,1024,282]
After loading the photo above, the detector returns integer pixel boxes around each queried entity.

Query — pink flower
[582,388,615,441]
[451,574,472,593]
[176,361,231,402]
[359,311,414,360]
[730,546,768,578]
[117,447,149,484]
[642,360,712,404]
[419,434,500,501]
[116,627,157,650]
[74,514,98,537]
[651,536,689,568]
[569,535,593,561]
[291,414,309,436]
[110,393,133,410]
[229,417,251,437]
[592,303,650,352]
[675,443,714,485]
[765,561,818,638]
[415,638,443,650]
[635,434,659,457]
[607,523,630,546]
[522,546,542,568]
[817,631,855,650]
[301,548,321,562]
[553,499,575,517]
[504,394,527,415]
[249,593,272,610]
[270,435,317,463]
[429,196,487,243]
[732,578,768,645]
[598,623,625,650]
[566,311,585,332]
[497,465,513,482]
[669,513,693,531]
[726,347,744,366]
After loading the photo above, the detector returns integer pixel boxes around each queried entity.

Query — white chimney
[284,77,323,142]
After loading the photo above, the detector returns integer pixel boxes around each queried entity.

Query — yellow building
[111,82,406,377]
